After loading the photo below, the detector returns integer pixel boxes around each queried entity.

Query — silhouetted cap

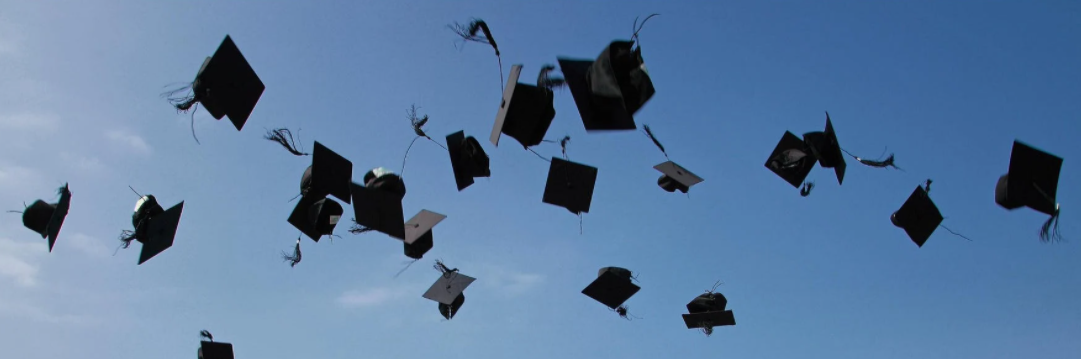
[190,35,264,131]
[542,158,598,215]
[128,195,184,265]
[682,292,736,333]
[363,167,407,198]
[304,141,353,204]
[490,65,556,148]
[559,41,655,132]
[403,210,445,260]
[446,131,491,191]
[686,292,728,313]
[802,112,846,185]
[350,181,405,240]
[996,140,1062,216]
[891,185,943,247]
[20,184,71,252]
[439,292,465,320]
[423,267,476,305]
[765,131,817,188]
[199,341,234,359]
[288,195,344,242]
[582,266,640,309]
[654,161,702,193]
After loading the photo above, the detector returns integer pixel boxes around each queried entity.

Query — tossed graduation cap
[558,15,659,132]
[403,210,446,260]
[582,267,641,319]
[287,194,344,242]
[446,130,491,191]
[198,330,234,359]
[802,112,847,185]
[542,158,599,215]
[682,281,735,336]
[644,124,703,193]
[995,140,1064,242]
[302,141,353,204]
[12,184,71,252]
[765,131,817,192]
[424,260,475,319]
[349,170,406,240]
[117,192,184,265]
[438,292,465,320]
[165,35,264,142]
[490,65,557,148]
[891,180,972,247]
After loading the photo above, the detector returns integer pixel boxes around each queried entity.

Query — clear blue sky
[1,1,1079,358]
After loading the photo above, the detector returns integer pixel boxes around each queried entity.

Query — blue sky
[1,1,1079,358]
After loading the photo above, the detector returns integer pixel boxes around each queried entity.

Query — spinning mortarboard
[446,131,491,191]
[287,194,344,242]
[16,184,71,252]
[582,267,640,311]
[765,131,817,189]
[490,65,557,148]
[654,161,703,194]
[891,184,944,247]
[682,286,736,336]
[118,194,184,265]
[802,112,846,185]
[198,330,233,359]
[542,158,599,215]
[995,140,1064,242]
[167,35,264,133]
[424,260,475,319]
[350,168,407,240]
[303,141,353,204]
[403,210,446,260]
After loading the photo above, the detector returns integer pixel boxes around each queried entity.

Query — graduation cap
[446,130,491,191]
[765,131,817,189]
[403,210,446,260]
[287,194,344,242]
[350,178,406,240]
[490,65,557,148]
[802,112,846,185]
[14,184,71,252]
[682,283,736,336]
[118,194,184,265]
[582,267,641,318]
[995,140,1064,242]
[423,260,475,320]
[302,141,353,204]
[558,14,657,132]
[198,330,233,359]
[167,35,264,133]
[654,161,703,194]
[542,158,599,215]
[891,184,944,247]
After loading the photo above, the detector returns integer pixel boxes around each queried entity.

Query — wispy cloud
[0,297,96,326]
[66,233,111,258]
[0,112,59,132]
[0,237,45,287]
[105,129,152,155]
[336,286,410,309]
[476,266,545,297]
[60,152,107,173]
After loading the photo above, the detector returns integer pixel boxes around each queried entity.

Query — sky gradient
[1,1,1079,358]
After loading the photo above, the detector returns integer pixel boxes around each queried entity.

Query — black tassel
[631,14,661,49]
[923,179,933,193]
[408,104,430,139]
[643,125,669,160]
[434,259,458,276]
[348,218,375,235]
[162,83,202,145]
[1039,205,1063,243]
[199,330,213,342]
[282,238,302,267]
[537,65,566,90]
[615,305,641,321]
[449,18,503,91]
[700,325,714,336]
[842,149,903,170]
[264,128,309,156]
[800,182,815,197]
[118,230,136,249]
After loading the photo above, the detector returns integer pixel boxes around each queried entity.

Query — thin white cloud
[0,297,96,326]
[60,152,107,173]
[477,267,545,297]
[336,286,410,309]
[105,129,152,155]
[0,112,59,132]
[0,237,45,287]
[66,233,110,258]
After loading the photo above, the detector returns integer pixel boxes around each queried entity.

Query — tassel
[264,128,309,156]
[449,18,503,92]
[199,330,213,342]
[281,237,302,267]
[842,149,903,170]
[162,83,202,144]
[700,326,714,336]
[643,125,669,160]
[923,179,933,193]
[434,259,458,276]
[537,65,566,90]
[118,230,136,249]
[348,218,375,235]
[800,182,815,197]
[408,104,430,139]
[1039,205,1062,243]
[393,258,420,278]
[615,306,641,321]
[631,14,661,50]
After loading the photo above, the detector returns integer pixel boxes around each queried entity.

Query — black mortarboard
[20,184,71,252]
[446,131,491,191]
[423,265,476,305]
[765,131,817,188]
[125,196,184,265]
[187,35,264,131]
[559,40,654,132]
[350,182,405,240]
[199,341,234,359]
[438,292,465,320]
[996,140,1064,241]
[542,158,598,214]
[403,210,445,260]
[304,141,353,204]
[802,112,846,185]
[582,267,640,309]
[891,185,943,247]
[490,65,556,148]
[654,161,703,193]
[682,291,736,334]
[287,195,344,242]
